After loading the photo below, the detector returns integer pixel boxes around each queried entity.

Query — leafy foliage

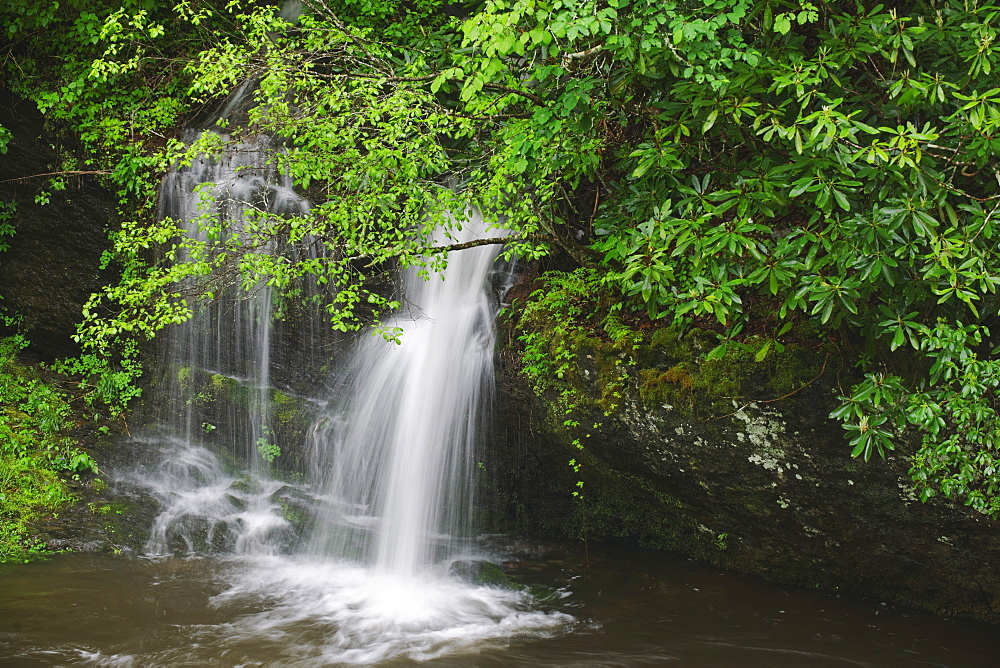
[8,0,1000,515]
[455,0,1000,516]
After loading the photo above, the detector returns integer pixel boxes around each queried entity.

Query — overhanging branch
[0,170,112,184]
[417,234,554,254]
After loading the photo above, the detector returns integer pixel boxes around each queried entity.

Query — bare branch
[0,170,112,184]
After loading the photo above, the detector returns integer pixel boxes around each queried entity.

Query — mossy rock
[493,272,1000,624]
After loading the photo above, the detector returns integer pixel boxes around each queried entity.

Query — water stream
[133,128,309,558]
[305,211,501,576]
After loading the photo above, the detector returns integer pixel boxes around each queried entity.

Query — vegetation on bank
[0,336,97,562]
[4,1,1000,517]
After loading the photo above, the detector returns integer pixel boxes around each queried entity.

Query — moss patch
[510,269,826,428]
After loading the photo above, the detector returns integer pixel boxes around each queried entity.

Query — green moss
[649,326,678,349]
[648,326,707,358]
[699,348,754,398]
[209,373,240,398]
[272,389,295,405]
[638,364,699,409]
[229,477,263,495]
[276,498,308,527]
[636,331,825,417]
[472,561,518,588]
[272,389,302,426]
[765,345,823,396]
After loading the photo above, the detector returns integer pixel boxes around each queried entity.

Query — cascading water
[193,217,572,661]
[128,103,313,557]
[117,34,572,661]
[306,210,499,576]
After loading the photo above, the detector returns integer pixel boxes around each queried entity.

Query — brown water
[1,540,997,666]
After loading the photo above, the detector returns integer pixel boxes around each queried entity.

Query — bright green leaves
[798,274,861,325]
[876,306,922,352]
[958,13,1000,78]
[597,191,774,324]
[628,140,684,179]
[14,0,1000,517]
[598,207,680,318]
[831,372,902,462]
[772,2,819,36]
[545,2,1000,516]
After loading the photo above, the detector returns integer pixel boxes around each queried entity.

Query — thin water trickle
[127,124,311,557]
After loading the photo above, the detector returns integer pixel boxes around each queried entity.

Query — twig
[702,352,831,422]
[0,170,112,185]
[340,234,557,261]
[482,84,543,105]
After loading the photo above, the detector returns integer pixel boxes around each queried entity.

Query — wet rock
[490,319,1000,624]
[34,476,160,556]
[224,493,249,512]
[270,484,316,538]
[449,559,520,589]
[229,477,264,496]
[0,93,118,359]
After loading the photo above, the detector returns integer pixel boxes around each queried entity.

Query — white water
[307,210,501,576]
[126,193,572,657]
[129,129,310,557]
[203,557,569,665]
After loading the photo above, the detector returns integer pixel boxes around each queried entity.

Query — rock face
[488,302,1000,624]
[0,93,118,359]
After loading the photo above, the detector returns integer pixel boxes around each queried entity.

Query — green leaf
[702,109,719,133]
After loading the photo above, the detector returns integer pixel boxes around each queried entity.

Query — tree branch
[482,84,543,105]
[419,234,554,253]
[0,170,112,184]
[564,44,604,60]
[342,233,558,261]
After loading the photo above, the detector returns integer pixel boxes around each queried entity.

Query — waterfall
[118,22,572,655]
[307,210,503,575]
[156,131,310,470]
[131,109,312,556]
